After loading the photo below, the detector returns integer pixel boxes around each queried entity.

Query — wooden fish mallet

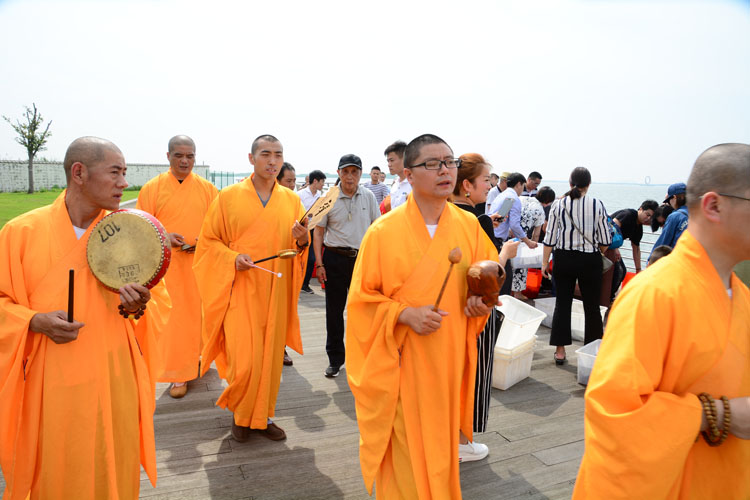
[253,249,299,264]
[67,269,74,322]
[433,247,462,311]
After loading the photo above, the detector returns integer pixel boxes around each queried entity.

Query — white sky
[1,0,748,183]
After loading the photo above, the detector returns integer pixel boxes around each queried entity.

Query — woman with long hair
[451,152,519,462]
[541,167,611,364]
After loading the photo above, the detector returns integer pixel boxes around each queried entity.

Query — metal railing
[619,230,661,272]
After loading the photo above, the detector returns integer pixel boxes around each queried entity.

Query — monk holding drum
[0,137,171,499]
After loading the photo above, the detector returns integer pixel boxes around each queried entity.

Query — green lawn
[0,189,140,229]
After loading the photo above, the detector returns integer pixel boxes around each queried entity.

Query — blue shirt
[490,188,524,241]
[651,205,688,253]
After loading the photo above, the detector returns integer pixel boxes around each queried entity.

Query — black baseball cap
[338,154,362,170]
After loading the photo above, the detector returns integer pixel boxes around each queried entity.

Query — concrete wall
[0,160,210,192]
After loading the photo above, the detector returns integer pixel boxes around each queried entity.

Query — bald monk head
[686,143,750,281]
[167,135,196,181]
[248,134,283,183]
[63,136,127,228]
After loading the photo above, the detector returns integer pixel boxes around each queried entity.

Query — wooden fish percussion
[86,209,171,292]
[466,260,506,307]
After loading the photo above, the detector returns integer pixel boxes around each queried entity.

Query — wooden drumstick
[67,269,74,322]
[433,247,462,311]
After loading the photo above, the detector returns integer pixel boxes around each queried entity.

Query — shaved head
[63,137,122,182]
[687,143,750,208]
[251,134,281,156]
[168,135,196,154]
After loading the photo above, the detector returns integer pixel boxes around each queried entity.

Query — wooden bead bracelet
[118,303,147,320]
[698,392,731,447]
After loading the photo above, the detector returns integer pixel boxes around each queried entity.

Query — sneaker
[459,441,489,463]
[324,365,340,378]
[301,286,314,294]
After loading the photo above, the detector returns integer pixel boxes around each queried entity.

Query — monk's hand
[464,295,491,317]
[235,254,254,271]
[168,232,185,248]
[119,283,151,312]
[292,220,309,246]
[398,306,448,335]
[30,311,85,344]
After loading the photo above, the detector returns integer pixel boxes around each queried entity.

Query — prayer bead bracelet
[698,393,731,446]
[118,303,147,320]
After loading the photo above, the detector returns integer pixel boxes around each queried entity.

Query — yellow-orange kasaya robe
[0,192,171,500]
[573,230,750,499]
[137,171,218,382]
[193,175,307,429]
[346,198,497,499]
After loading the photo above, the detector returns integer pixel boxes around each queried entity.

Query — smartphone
[495,197,514,218]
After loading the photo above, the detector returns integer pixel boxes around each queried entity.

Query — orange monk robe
[137,171,218,382]
[193,176,307,429]
[0,192,170,500]
[346,198,497,499]
[573,230,750,499]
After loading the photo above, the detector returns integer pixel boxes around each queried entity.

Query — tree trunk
[27,154,34,194]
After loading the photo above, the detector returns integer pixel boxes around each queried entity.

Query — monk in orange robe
[0,137,170,500]
[137,135,218,398]
[573,143,750,499]
[346,134,498,499]
[193,134,309,442]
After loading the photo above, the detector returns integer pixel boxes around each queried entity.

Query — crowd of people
[0,133,748,499]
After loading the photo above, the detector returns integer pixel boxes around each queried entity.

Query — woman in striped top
[541,167,612,364]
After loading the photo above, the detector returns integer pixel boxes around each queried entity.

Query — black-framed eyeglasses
[718,192,750,202]
[409,158,461,170]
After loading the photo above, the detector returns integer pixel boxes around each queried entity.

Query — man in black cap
[651,182,689,258]
[313,154,380,377]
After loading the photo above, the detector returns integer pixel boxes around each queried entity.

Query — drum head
[87,210,169,291]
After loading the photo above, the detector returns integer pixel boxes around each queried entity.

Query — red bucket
[622,271,637,289]
[523,269,542,299]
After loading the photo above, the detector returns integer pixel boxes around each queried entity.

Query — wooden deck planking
[1,283,590,499]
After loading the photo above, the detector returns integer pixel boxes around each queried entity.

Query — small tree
[3,103,53,193]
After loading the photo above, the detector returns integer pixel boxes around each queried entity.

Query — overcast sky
[1,0,748,183]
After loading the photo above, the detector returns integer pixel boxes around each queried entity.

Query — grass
[0,188,140,229]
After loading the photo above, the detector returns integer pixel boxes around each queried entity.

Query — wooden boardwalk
[1,284,588,499]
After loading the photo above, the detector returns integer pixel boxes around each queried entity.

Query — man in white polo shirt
[385,140,412,209]
[313,154,380,378]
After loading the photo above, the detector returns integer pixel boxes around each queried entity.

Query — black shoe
[324,365,340,378]
[301,286,314,294]
[554,353,566,365]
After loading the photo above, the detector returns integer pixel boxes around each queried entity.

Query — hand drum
[466,260,506,307]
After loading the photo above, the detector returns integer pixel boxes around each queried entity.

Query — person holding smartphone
[489,172,539,249]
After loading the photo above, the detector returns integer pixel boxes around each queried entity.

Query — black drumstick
[67,269,74,322]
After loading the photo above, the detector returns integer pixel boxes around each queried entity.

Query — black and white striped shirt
[543,195,612,253]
